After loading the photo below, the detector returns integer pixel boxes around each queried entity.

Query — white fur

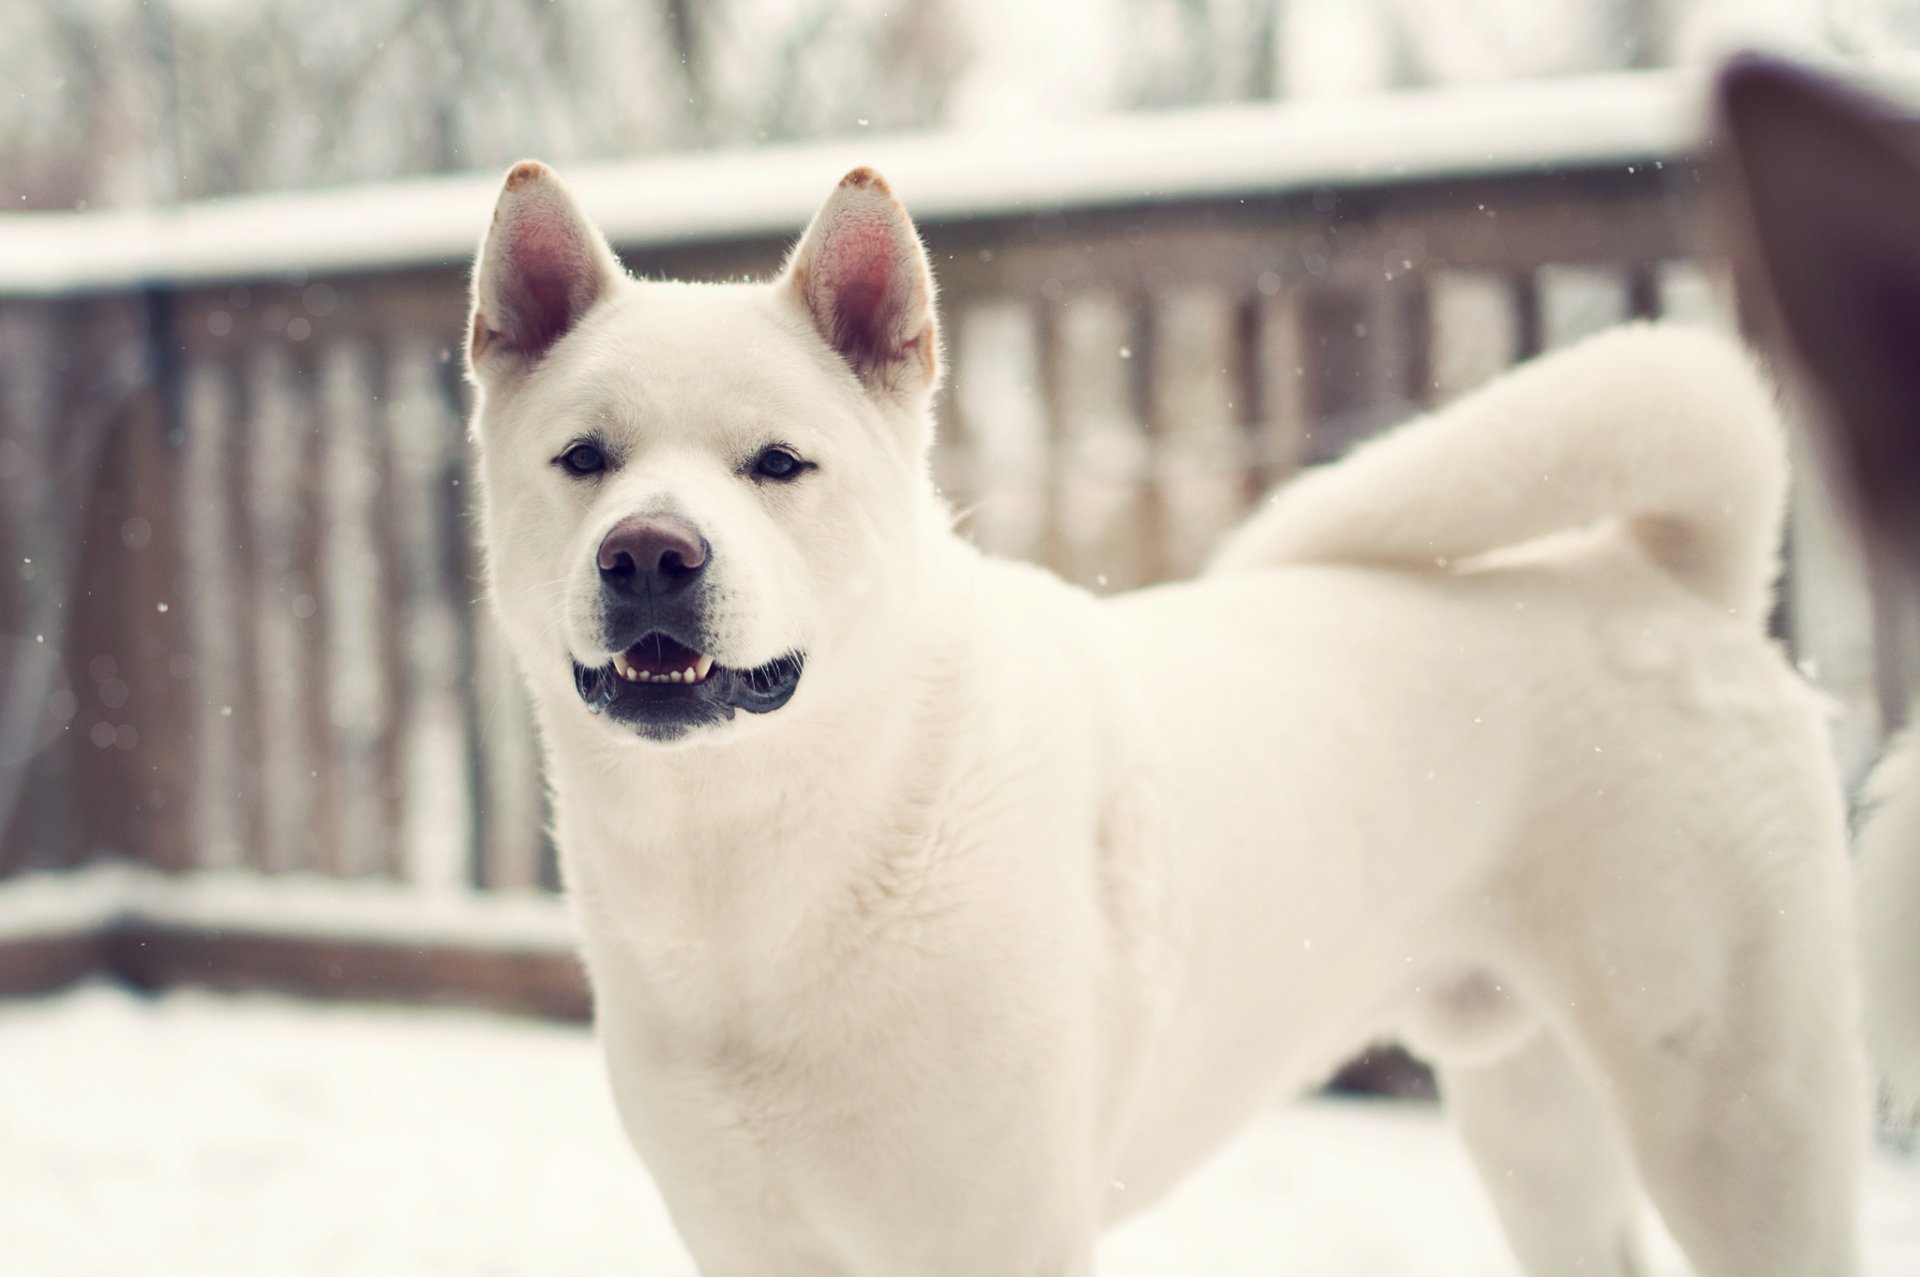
[1212,325,1787,623]
[469,165,1876,1276]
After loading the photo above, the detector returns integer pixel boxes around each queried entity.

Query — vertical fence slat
[369,346,411,882]
[1626,263,1662,321]
[472,617,545,891]
[1250,292,1309,495]
[224,349,269,868]
[1124,294,1165,585]
[295,353,342,875]
[1397,280,1434,409]
[387,338,472,893]
[1051,295,1144,589]
[429,347,502,891]
[318,338,390,879]
[64,307,129,873]
[930,302,975,514]
[0,305,70,876]
[399,343,473,890]
[1232,293,1269,505]
[1657,262,1732,329]
[951,301,1047,562]
[1538,264,1628,350]
[125,294,197,873]
[432,343,548,893]
[248,343,320,874]
[1299,285,1381,465]
[1150,289,1241,578]
[63,299,173,876]
[184,350,247,870]
[1507,271,1543,363]
[1034,299,1071,575]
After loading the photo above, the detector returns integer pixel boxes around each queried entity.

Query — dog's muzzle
[572,516,804,740]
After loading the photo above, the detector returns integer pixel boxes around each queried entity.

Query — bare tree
[0,0,970,210]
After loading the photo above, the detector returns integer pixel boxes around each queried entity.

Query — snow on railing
[0,70,1704,297]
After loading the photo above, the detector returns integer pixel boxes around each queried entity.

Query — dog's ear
[468,160,622,384]
[782,168,940,401]
[1716,55,1920,558]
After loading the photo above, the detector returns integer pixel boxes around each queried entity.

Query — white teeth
[608,652,713,685]
[632,668,696,683]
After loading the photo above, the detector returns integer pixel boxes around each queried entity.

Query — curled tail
[1858,736,1920,1118]
[1212,324,1789,625]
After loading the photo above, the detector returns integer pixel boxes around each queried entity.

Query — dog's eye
[557,442,606,477]
[752,446,808,482]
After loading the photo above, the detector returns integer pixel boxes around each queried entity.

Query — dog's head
[467,161,941,746]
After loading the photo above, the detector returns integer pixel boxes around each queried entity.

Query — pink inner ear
[488,199,604,361]
[504,220,589,355]
[808,206,920,376]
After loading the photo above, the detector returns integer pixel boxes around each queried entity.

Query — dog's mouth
[571,632,804,738]
[607,632,717,687]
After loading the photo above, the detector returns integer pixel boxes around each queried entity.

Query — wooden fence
[0,72,1898,1013]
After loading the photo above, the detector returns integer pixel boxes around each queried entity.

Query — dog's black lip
[571,643,805,724]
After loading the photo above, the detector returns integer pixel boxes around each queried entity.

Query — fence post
[52,294,197,873]
[127,288,198,872]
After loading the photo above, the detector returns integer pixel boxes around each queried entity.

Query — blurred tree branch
[0,1,1903,212]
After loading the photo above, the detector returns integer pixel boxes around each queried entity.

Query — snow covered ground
[0,986,1914,1276]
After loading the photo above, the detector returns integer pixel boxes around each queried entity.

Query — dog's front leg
[634,1093,1104,1277]
[594,970,1112,1277]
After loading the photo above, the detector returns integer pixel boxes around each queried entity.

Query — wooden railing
[0,72,1896,1010]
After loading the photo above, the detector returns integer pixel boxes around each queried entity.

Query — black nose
[597,514,709,596]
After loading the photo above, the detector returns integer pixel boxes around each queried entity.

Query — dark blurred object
[1714,53,1920,568]
[1716,52,1920,1131]
[1327,1044,1438,1100]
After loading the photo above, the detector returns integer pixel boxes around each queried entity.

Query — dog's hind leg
[1563,926,1867,1277]
[1504,810,1870,1277]
[1435,1023,1651,1277]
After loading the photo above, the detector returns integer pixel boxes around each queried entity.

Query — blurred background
[2,2,1919,1273]
[10,0,1920,210]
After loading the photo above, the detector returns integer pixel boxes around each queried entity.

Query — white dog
[465,159,1911,1276]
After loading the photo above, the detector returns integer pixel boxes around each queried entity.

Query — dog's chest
[569,792,992,1060]
[582,845,1014,1236]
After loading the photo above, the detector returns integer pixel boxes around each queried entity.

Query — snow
[0,70,1720,298]
[1,986,1914,1275]
[0,864,573,951]
[0,865,138,941]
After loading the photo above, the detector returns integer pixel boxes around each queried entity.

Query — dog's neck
[539,533,981,999]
